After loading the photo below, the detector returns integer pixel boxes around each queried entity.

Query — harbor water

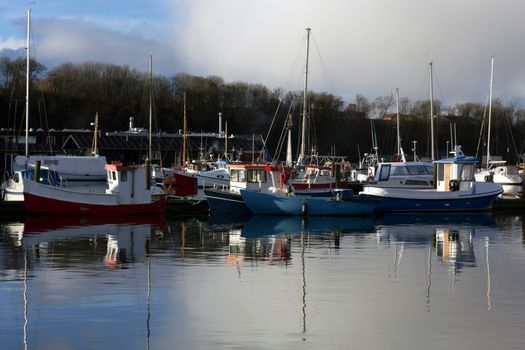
[1,212,525,349]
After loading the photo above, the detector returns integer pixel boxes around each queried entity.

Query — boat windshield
[460,164,475,181]
[246,169,267,183]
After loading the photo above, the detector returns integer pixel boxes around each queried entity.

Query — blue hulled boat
[204,164,291,215]
[240,188,376,216]
[359,146,503,212]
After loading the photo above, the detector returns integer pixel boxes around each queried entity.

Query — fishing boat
[240,188,376,216]
[204,163,290,215]
[359,146,503,212]
[23,162,166,215]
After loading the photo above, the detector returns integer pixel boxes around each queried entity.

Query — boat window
[230,169,246,182]
[424,165,433,174]
[437,164,444,181]
[13,172,20,183]
[407,165,429,175]
[379,164,391,181]
[392,166,409,175]
[121,171,127,182]
[247,169,267,183]
[460,164,475,181]
[112,171,117,181]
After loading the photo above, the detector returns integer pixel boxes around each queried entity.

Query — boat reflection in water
[8,215,165,265]
[1,215,165,350]
[375,212,499,311]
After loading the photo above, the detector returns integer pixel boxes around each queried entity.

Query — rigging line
[272,100,297,163]
[432,65,448,107]
[504,108,520,160]
[262,30,308,154]
[310,33,337,94]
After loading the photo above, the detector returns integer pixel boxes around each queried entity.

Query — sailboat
[474,57,523,194]
[286,28,342,196]
[1,9,107,202]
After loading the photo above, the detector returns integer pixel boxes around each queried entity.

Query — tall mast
[395,88,401,158]
[148,55,153,162]
[429,62,435,161]
[486,57,494,168]
[25,8,31,158]
[299,27,311,165]
[182,92,187,165]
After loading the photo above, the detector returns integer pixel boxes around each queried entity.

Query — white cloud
[0,36,25,51]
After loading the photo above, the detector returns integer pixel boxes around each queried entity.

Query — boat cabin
[434,147,478,192]
[372,162,433,187]
[105,163,155,202]
[228,164,289,193]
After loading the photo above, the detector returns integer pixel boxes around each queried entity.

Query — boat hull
[24,191,166,215]
[174,172,197,187]
[240,190,375,216]
[23,180,166,215]
[360,184,502,212]
[203,188,251,215]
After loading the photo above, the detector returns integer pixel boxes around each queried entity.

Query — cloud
[166,0,525,105]
[30,16,178,75]
[3,0,525,106]
[0,36,25,51]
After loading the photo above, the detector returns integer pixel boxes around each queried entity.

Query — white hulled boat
[360,146,503,212]
[23,162,166,215]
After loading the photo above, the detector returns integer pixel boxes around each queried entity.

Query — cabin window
[121,171,127,182]
[379,164,391,181]
[393,166,409,176]
[407,165,429,175]
[112,171,117,181]
[247,169,266,183]
[13,173,20,183]
[424,165,433,174]
[437,164,444,181]
[230,169,246,182]
[460,164,475,181]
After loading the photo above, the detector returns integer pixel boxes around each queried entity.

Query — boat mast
[148,55,153,162]
[25,8,31,158]
[395,88,401,159]
[182,92,187,165]
[286,114,293,166]
[91,112,99,156]
[486,56,494,169]
[298,27,311,166]
[429,62,435,161]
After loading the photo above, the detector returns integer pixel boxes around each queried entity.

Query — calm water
[1,212,525,350]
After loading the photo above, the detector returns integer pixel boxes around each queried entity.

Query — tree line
[1,55,525,163]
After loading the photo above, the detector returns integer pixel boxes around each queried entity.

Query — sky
[1,0,525,108]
